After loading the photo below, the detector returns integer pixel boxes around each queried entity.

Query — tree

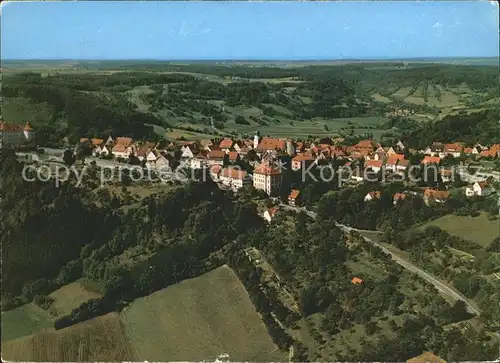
[63,149,75,166]
[447,300,472,323]
[365,321,378,335]
[486,236,500,252]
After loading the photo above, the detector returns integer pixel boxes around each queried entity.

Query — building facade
[0,121,35,148]
[253,160,284,196]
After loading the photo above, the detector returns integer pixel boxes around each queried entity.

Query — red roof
[221,167,247,180]
[254,161,283,175]
[394,192,407,202]
[480,150,498,158]
[219,138,234,149]
[421,156,441,165]
[256,137,286,152]
[112,144,128,153]
[91,138,104,146]
[292,154,315,162]
[356,140,377,149]
[115,137,133,146]
[365,160,383,169]
[367,191,381,199]
[351,277,364,284]
[228,151,239,161]
[444,143,463,152]
[210,164,222,174]
[208,150,226,160]
[387,155,406,166]
[424,189,450,200]
[477,181,490,189]
[289,189,300,200]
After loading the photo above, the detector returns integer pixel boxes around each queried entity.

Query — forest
[2,62,498,144]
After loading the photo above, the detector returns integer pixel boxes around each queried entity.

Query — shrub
[235,115,250,125]
[33,295,55,310]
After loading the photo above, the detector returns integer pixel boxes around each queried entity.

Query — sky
[1,1,499,60]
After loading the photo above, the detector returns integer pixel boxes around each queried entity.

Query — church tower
[253,132,260,150]
[23,121,35,141]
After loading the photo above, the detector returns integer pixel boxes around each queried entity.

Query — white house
[93,144,110,157]
[209,165,222,181]
[146,150,159,168]
[465,181,493,198]
[111,144,130,159]
[395,140,406,151]
[263,207,279,223]
[155,154,172,170]
[181,146,195,160]
[220,167,251,191]
[364,191,381,202]
[190,157,207,170]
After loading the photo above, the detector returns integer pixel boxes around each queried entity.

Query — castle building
[253,159,284,196]
[0,121,35,148]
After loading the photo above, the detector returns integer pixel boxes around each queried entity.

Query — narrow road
[279,204,482,316]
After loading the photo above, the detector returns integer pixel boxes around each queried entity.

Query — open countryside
[2,1,499,362]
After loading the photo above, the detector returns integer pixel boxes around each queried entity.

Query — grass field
[1,303,53,343]
[1,280,104,343]
[421,213,499,247]
[226,116,388,139]
[48,281,103,318]
[121,265,286,362]
[2,97,55,124]
[2,313,136,362]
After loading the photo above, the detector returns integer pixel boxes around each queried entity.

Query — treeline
[85,61,498,93]
[316,184,444,231]
[4,76,167,143]
[400,108,500,149]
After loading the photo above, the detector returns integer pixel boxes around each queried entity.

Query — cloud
[200,28,211,34]
[433,22,443,29]
[489,1,498,7]
[343,26,350,31]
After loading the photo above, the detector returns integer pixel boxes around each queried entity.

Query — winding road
[280,204,483,316]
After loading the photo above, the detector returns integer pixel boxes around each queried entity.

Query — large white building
[0,121,35,148]
[253,160,284,196]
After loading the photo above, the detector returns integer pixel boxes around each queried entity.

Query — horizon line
[3,56,499,62]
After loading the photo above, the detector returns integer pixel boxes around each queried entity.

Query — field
[2,97,55,124]
[121,265,286,362]
[224,116,388,139]
[1,280,103,343]
[3,61,498,142]
[2,266,285,361]
[48,281,103,318]
[2,313,136,362]
[1,303,53,342]
[421,213,499,247]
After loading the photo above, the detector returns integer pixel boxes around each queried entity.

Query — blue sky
[1,1,498,60]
